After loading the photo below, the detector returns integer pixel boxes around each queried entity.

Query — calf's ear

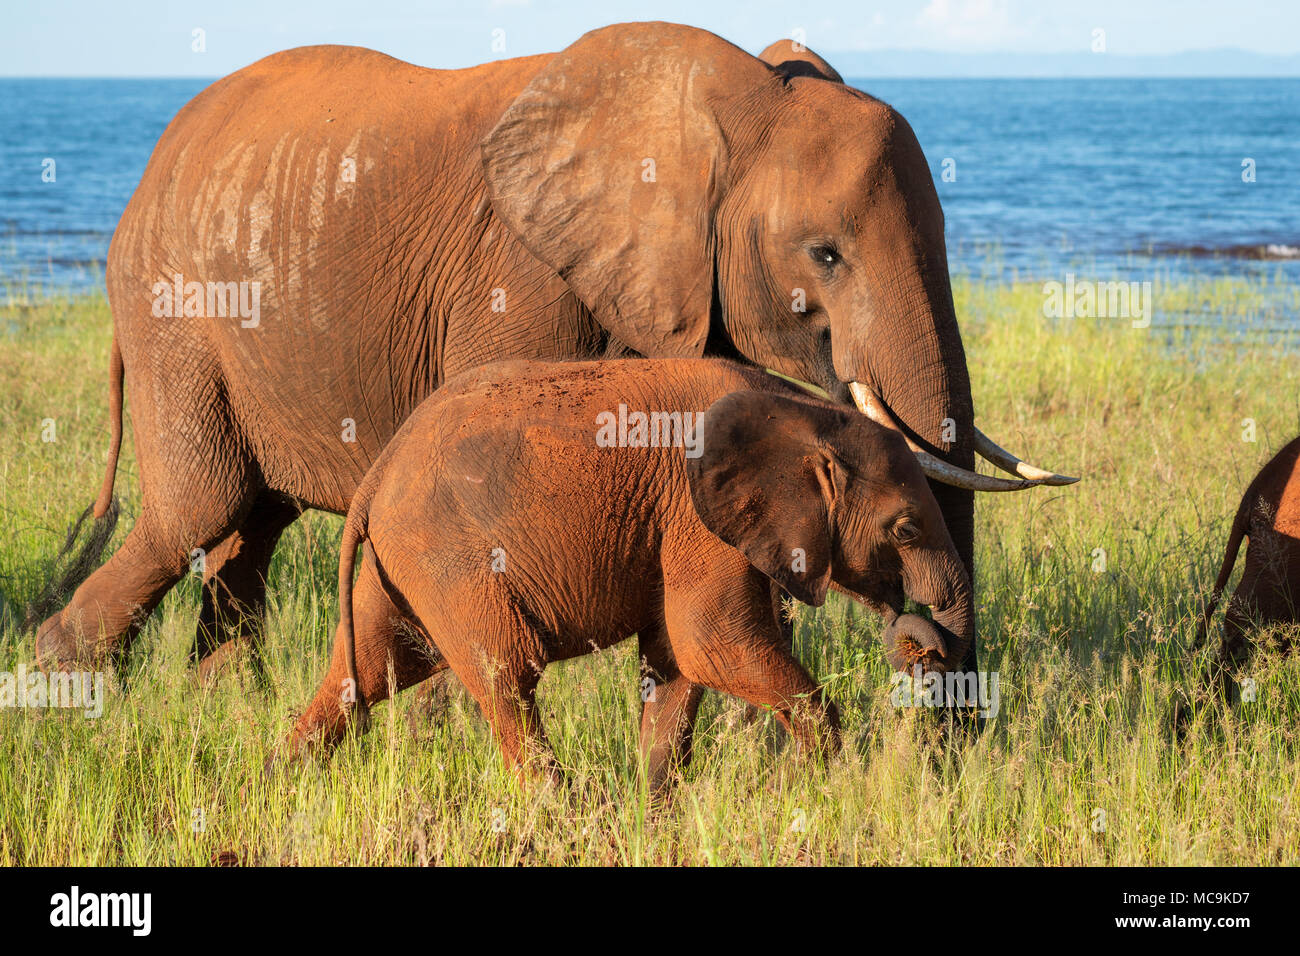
[685,391,844,606]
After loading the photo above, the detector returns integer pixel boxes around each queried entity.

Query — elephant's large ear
[686,390,846,607]
[481,22,774,359]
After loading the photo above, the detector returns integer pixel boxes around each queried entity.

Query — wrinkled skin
[1197,435,1300,697]
[37,21,1025,678]
[285,359,973,790]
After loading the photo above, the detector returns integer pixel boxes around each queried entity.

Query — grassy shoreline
[2,276,1298,865]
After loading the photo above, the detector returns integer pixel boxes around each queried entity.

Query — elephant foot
[192,638,268,689]
[262,748,286,781]
[407,672,455,731]
[513,749,565,791]
[263,738,311,781]
[264,731,318,781]
[34,610,106,674]
[1169,691,1200,741]
[644,780,680,816]
[280,702,370,768]
[945,702,988,738]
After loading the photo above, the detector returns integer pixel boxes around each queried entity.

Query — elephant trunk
[883,614,949,673]
[894,554,977,671]
[925,574,975,673]
[883,586,973,676]
[834,252,980,668]
[895,535,975,674]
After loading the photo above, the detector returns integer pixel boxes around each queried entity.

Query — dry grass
[1,275,1298,865]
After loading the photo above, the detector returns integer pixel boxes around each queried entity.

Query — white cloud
[915,0,1028,47]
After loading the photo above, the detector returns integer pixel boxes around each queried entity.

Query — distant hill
[824,48,1300,78]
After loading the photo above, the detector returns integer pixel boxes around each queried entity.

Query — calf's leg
[637,619,704,794]
[285,552,440,756]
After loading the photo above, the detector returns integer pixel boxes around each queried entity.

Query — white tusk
[910,448,1040,492]
[848,382,1043,493]
[849,383,921,448]
[974,428,1079,486]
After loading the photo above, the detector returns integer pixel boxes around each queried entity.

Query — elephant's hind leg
[35,318,264,671]
[192,493,302,681]
[36,501,250,673]
[1215,556,1263,700]
[286,551,442,756]
[414,587,558,783]
[637,620,704,794]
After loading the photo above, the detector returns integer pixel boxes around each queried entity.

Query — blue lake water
[1,75,1297,327]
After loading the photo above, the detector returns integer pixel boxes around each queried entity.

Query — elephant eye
[808,244,840,267]
[892,519,920,544]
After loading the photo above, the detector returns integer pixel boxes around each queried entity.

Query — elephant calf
[1198,435,1300,695]
[286,358,973,789]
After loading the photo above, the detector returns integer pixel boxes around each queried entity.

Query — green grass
[2,276,1298,865]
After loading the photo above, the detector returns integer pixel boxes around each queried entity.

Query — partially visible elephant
[285,358,974,789]
[758,38,844,82]
[36,21,1073,678]
[1197,435,1300,696]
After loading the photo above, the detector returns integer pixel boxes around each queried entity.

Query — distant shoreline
[5,272,1295,341]
[5,73,1300,81]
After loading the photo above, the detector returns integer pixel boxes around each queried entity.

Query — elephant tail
[339,465,382,723]
[1195,489,1253,651]
[93,335,124,519]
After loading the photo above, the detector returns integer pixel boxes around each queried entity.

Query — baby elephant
[286,358,973,789]
[1197,435,1300,695]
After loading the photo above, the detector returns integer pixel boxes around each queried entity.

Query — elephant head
[482,21,1075,654]
[685,390,973,673]
[757,38,844,82]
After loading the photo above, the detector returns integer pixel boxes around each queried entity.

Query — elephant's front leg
[742,582,797,725]
[663,564,841,758]
[637,622,704,794]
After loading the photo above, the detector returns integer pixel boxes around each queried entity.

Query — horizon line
[5,44,1300,80]
[5,73,1299,80]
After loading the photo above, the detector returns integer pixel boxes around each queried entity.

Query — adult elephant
[36,22,1074,677]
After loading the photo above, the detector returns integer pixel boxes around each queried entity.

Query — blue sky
[4,0,1299,76]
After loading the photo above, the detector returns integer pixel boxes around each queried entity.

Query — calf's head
[686,389,973,673]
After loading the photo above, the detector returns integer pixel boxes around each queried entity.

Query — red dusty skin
[282,358,977,791]
[34,21,1071,689]
[1196,434,1300,697]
